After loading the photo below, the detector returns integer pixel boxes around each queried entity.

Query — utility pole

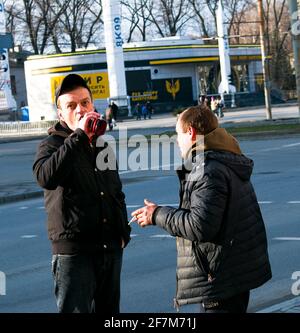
[257,0,272,120]
[288,0,300,118]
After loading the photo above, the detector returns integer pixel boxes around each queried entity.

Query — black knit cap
[55,74,92,107]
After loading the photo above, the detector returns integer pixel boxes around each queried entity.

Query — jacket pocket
[193,242,231,280]
[62,192,99,233]
[193,242,210,276]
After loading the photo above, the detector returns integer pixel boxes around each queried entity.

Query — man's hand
[78,111,100,140]
[131,199,158,227]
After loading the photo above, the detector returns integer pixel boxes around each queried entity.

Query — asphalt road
[0,134,300,313]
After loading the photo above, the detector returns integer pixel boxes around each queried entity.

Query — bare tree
[3,0,20,48]
[266,0,292,90]
[56,0,103,52]
[121,0,154,42]
[146,0,192,37]
[7,0,72,54]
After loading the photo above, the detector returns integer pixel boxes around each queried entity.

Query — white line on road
[258,201,273,204]
[21,235,37,239]
[150,235,174,238]
[273,237,300,241]
[282,142,300,148]
[127,203,178,209]
[288,201,300,204]
[19,206,29,210]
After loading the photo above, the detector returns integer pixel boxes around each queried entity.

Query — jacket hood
[206,150,253,181]
[188,128,253,181]
[204,127,242,155]
[48,121,73,138]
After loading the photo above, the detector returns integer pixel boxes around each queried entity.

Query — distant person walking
[146,101,153,119]
[134,103,142,120]
[105,104,114,131]
[111,101,119,126]
[199,95,210,109]
[210,96,218,116]
[216,95,224,118]
[141,103,148,120]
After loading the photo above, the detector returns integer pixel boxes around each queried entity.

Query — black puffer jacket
[153,128,272,307]
[33,121,131,254]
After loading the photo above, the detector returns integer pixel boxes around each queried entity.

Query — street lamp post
[257,0,272,120]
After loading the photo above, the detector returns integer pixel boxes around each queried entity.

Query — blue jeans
[51,249,123,313]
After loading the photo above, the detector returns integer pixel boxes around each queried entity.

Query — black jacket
[153,128,272,307]
[33,121,131,254]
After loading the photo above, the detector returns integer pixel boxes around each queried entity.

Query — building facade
[24,36,263,121]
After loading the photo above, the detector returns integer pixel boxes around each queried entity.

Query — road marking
[258,201,273,204]
[127,205,141,208]
[273,237,300,241]
[288,201,300,204]
[282,142,300,148]
[19,206,29,210]
[247,141,300,155]
[150,234,174,238]
[21,235,37,239]
[127,203,178,209]
[37,206,45,209]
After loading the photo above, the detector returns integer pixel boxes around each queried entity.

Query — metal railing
[0,120,57,137]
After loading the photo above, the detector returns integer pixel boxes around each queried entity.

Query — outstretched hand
[130,199,158,227]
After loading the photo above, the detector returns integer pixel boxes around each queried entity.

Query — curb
[256,296,300,313]
[0,191,44,205]
[0,173,152,205]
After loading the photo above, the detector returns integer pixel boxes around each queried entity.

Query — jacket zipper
[173,237,180,312]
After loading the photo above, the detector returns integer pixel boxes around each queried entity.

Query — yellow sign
[131,91,158,102]
[51,72,110,102]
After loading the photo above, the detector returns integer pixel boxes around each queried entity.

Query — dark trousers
[51,249,123,313]
[199,291,250,313]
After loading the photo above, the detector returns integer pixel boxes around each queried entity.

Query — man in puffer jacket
[33,74,131,313]
[131,105,272,313]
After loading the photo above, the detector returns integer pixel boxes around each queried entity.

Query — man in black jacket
[33,74,131,313]
[131,105,272,313]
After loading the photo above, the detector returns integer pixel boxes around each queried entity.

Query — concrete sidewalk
[0,103,300,143]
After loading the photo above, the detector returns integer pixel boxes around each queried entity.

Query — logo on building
[166,79,180,100]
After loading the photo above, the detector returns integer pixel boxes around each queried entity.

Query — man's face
[176,118,194,159]
[57,87,94,131]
